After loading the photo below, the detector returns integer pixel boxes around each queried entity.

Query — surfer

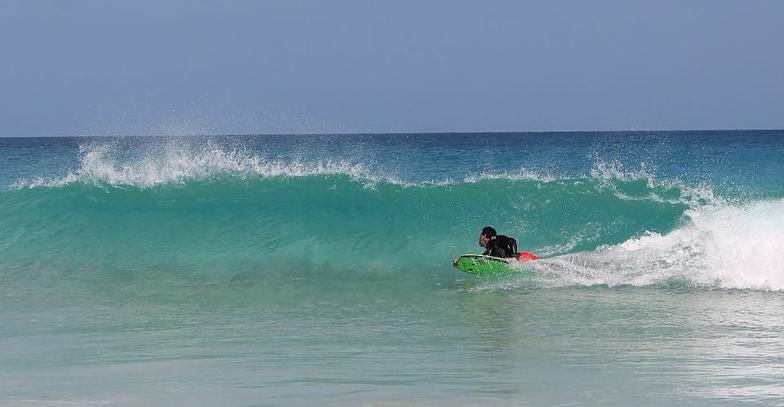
[478,226,518,258]
[479,226,541,261]
[452,227,541,273]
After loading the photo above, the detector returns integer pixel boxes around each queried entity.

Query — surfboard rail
[452,254,513,275]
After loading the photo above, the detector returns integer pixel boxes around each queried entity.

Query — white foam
[463,169,557,183]
[590,159,718,207]
[528,199,784,291]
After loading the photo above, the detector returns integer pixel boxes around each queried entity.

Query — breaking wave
[3,138,781,291]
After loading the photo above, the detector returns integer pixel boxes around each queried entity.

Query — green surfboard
[452,254,535,275]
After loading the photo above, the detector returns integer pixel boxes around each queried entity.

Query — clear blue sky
[1,0,782,136]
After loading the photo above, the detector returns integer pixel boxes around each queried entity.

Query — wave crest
[13,141,380,189]
[12,140,712,207]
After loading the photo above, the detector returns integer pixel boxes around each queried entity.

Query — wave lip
[10,140,721,209]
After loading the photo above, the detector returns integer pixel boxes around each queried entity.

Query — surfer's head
[479,226,496,247]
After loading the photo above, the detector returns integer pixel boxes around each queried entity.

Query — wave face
[1,132,783,290]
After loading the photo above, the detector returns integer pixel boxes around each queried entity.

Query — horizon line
[2,128,784,138]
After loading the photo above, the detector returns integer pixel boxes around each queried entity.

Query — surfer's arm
[482,240,497,256]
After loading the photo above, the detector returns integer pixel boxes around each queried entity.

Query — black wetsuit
[482,235,518,258]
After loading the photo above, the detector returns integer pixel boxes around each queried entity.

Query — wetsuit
[482,235,518,258]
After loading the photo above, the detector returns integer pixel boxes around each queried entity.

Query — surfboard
[452,254,535,275]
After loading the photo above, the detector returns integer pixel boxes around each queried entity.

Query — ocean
[1,131,783,406]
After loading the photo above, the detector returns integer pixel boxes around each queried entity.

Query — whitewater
[1,132,783,406]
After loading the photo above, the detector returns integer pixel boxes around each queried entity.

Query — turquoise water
[1,132,783,406]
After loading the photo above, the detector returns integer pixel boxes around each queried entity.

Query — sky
[1,0,783,136]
